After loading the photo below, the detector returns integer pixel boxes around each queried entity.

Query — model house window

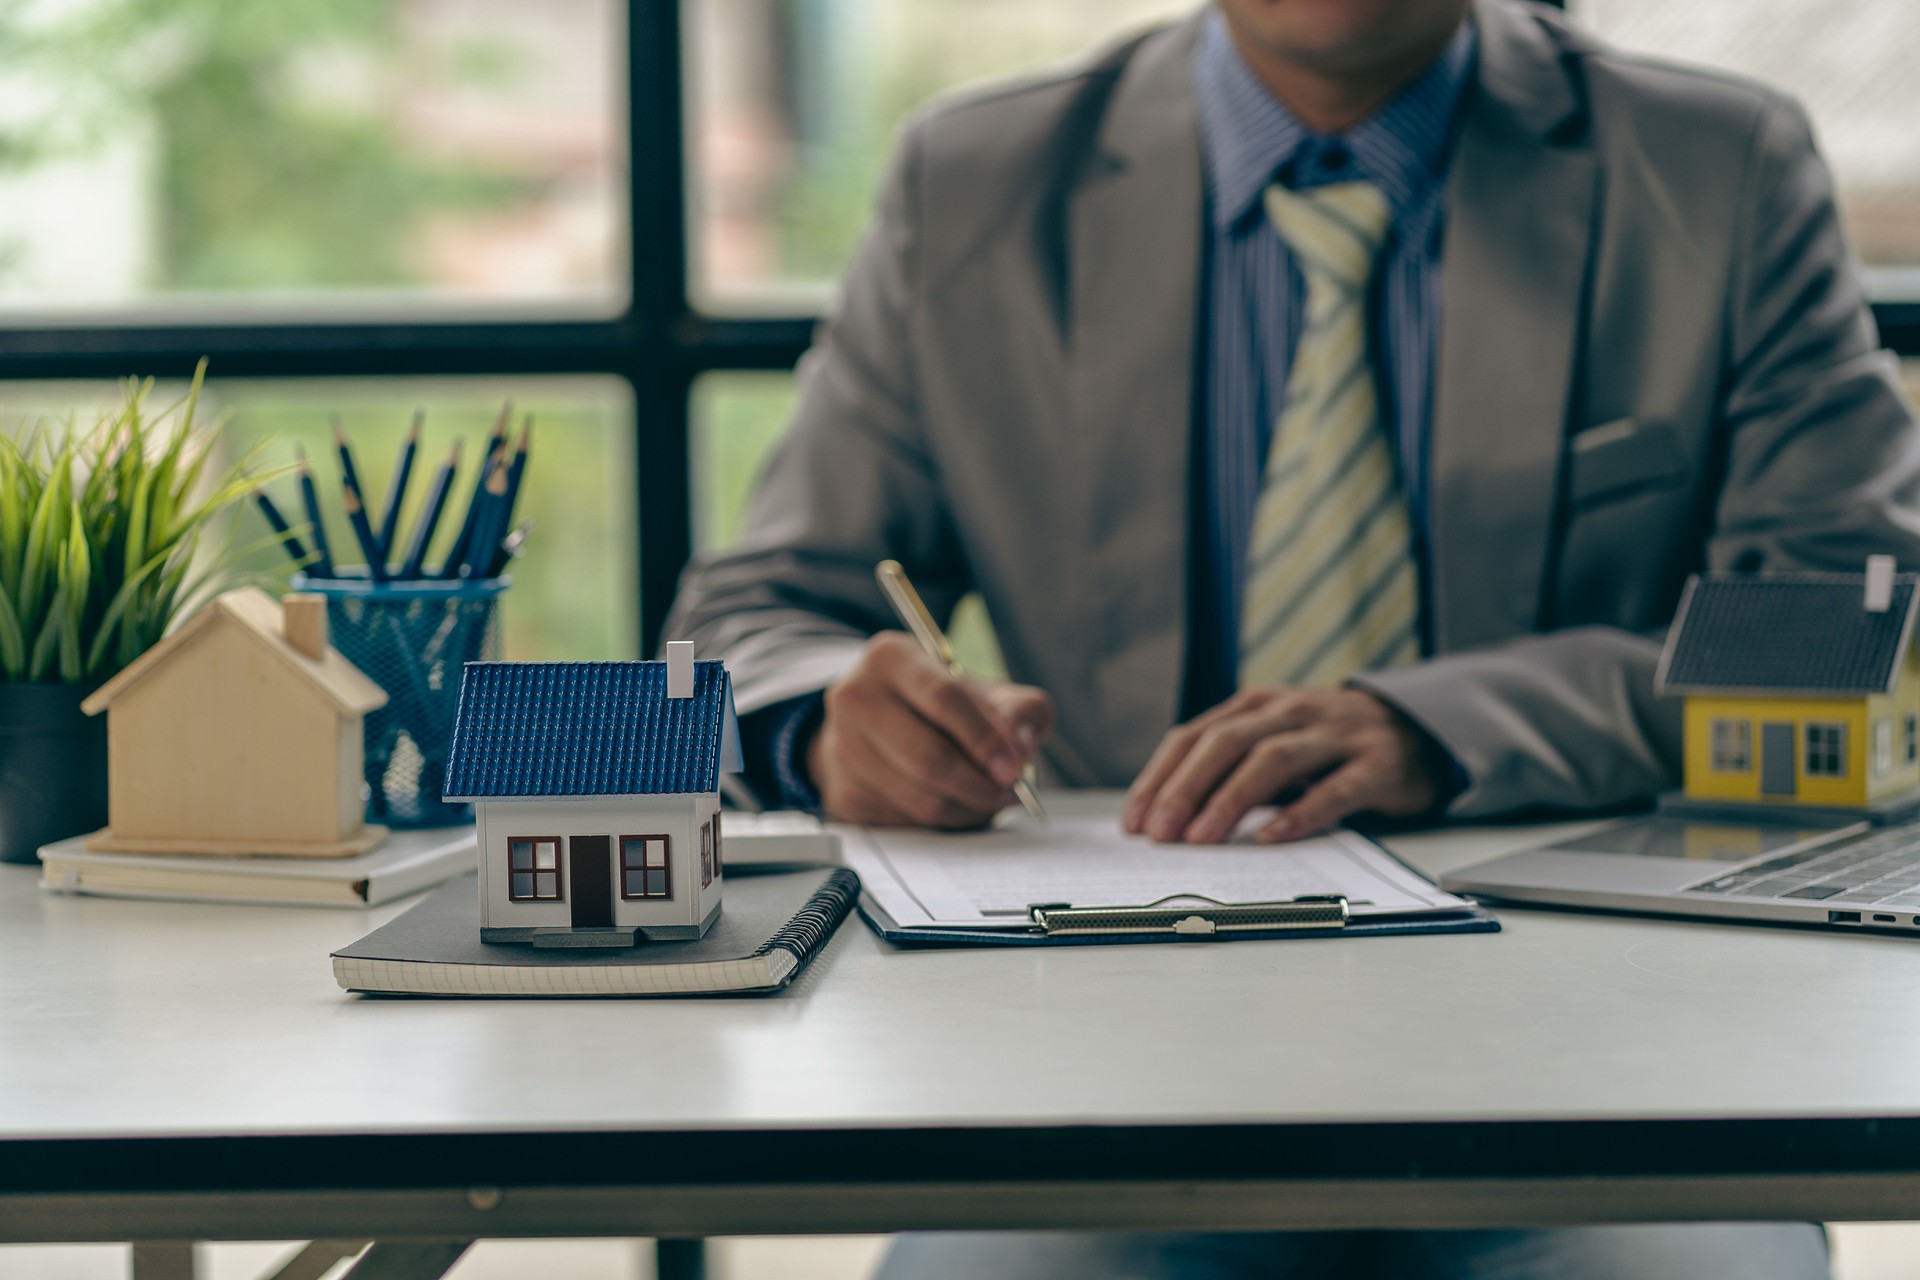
[713,810,723,878]
[1709,718,1751,772]
[701,819,714,888]
[620,835,670,900]
[1805,723,1848,778]
[508,837,562,902]
[1906,713,1917,765]
[1874,718,1894,778]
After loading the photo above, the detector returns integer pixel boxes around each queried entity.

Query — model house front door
[569,835,614,927]
[1760,722,1797,797]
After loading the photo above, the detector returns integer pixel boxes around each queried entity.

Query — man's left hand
[1121,686,1452,844]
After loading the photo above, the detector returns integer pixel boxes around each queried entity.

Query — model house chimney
[1866,555,1896,613]
[282,593,329,660]
[666,640,695,698]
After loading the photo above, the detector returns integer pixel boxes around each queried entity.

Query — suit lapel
[1062,21,1204,775]
[1429,0,1599,651]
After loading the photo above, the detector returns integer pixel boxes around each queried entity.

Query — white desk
[3,794,1920,1245]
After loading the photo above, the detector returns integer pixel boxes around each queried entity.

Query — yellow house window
[1709,718,1751,772]
[1874,718,1894,778]
[1806,722,1848,778]
[1906,713,1917,765]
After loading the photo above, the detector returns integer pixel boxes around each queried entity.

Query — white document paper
[845,816,1473,932]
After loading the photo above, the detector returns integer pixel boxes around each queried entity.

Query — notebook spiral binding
[755,867,861,960]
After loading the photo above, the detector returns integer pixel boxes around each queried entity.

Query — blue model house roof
[442,660,743,800]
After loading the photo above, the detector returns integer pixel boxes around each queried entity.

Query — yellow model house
[1655,559,1920,818]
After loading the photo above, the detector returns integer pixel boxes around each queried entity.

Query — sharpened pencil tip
[409,409,424,440]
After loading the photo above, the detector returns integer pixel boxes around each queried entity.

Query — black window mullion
[631,0,692,656]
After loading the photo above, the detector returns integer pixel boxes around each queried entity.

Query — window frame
[619,833,673,901]
[507,835,565,903]
[0,1,1908,657]
[1805,722,1848,779]
[1709,716,1752,773]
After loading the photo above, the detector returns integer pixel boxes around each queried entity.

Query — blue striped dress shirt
[1185,14,1476,713]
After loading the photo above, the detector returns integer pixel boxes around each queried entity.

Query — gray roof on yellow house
[1656,572,1920,697]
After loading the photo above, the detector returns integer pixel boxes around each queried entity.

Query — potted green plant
[0,362,273,863]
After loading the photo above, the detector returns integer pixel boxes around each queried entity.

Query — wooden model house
[1655,559,1920,820]
[442,644,742,947]
[81,588,390,856]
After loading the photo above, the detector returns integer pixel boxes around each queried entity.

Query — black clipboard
[859,890,1499,947]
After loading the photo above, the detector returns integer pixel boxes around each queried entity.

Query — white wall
[477,795,719,931]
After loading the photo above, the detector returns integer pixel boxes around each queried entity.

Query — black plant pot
[0,681,109,865]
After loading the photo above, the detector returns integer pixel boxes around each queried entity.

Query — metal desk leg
[263,1240,373,1280]
[655,1237,707,1280]
[338,1241,472,1280]
[132,1242,196,1280]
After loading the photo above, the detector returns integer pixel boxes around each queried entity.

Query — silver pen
[874,559,1049,826]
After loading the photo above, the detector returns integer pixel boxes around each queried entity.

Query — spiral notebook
[332,867,859,996]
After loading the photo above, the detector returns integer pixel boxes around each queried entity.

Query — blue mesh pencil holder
[294,574,508,827]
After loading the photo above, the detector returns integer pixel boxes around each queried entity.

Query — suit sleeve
[1355,95,1920,818]
[661,119,974,719]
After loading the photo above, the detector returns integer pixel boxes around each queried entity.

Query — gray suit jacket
[665,0,1920,817]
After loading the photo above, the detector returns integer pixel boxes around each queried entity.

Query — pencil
[438,403,511,579]
[375,410,422,560]
[254,490,309,567]
[873,559,1048,826]
[341,484,387,583]
[398,440,460,580]
[459,456,512,580]
[331,415,368,514]
[485,417,531,577]
[295,447,334,579]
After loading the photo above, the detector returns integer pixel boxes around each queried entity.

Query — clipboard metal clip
[1025,893,1351,937]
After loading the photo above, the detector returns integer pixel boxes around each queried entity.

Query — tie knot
[1263,180,1391,291]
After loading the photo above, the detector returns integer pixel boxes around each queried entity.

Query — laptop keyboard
[1689,825,1920,905]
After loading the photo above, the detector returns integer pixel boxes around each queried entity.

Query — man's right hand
[806,631,1054,828]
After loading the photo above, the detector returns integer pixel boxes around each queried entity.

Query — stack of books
[38,827,476,908]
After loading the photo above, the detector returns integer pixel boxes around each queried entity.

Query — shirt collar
[1193,9,1477,233]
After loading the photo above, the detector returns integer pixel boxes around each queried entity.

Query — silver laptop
[1441,815,1920,933]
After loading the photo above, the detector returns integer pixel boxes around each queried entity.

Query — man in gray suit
[669,0,1911,1271]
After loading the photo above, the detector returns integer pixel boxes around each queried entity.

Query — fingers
[847,682,1015,816]
[1182,733,1344,845]
[1260,758,1378,842]
[989,683,1056,755]
[811,632,1049,830]
[879,637,1028,786]
[1127,692,1320,841]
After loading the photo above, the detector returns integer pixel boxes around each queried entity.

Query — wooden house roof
[1656,572,1920,698]
[81,588,387,718]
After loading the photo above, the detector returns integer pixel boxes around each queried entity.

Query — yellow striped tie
[1239,181,1421,689]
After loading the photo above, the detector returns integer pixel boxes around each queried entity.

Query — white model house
[442,644,742,947]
